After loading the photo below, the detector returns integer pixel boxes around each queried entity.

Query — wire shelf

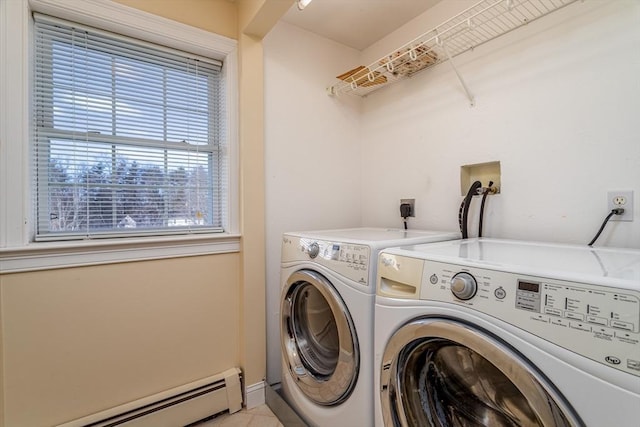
[327,0,579,98]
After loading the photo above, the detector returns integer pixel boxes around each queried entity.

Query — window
[33,14,227,241]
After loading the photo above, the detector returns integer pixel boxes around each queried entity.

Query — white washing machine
[374,238,640,427]
[280,227,460,427]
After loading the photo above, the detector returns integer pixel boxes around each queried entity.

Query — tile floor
[195,404,284,427]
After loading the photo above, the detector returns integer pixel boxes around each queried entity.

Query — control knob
[307,242,320,259]
[451,272,477,300]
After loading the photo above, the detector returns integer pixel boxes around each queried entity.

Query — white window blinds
[33,14,227,240]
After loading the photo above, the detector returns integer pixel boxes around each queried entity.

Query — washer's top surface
[386,238,640,289]
[285,227,460,249]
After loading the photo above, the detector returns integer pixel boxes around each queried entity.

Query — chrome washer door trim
[380,318,583,427]
[281,269,360,406]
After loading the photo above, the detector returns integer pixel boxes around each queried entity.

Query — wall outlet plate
[400,199,415,217]
[607,190,633,221]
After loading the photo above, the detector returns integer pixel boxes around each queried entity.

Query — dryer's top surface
[285,227,460,249]
[386,238,640,289]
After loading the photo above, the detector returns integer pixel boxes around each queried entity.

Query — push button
[587,316,608,326]
[611,320,633,332]
[545,307,563,317]
[565,312,584,321]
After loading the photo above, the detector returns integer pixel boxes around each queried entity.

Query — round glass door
[380,318,583,427]
[281,269,359,406]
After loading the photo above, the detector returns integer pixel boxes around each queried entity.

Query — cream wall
[0,255,239,426]
[114,0,237,39]
[0,0,285,425]
[236,0,293,392]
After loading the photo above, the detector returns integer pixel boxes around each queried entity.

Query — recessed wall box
[460,161,501,196]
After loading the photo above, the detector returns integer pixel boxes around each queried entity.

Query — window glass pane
[166,69,210,145]
[52,42,114,134]
[115,56,165,140]
[46,139,215,233]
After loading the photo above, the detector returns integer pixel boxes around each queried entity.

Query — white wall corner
[245,381,266,409]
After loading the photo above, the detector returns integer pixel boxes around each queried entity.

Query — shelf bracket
[439,41,475,107]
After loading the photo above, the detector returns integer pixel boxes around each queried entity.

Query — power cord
[400,203,412,230]
[588,208,624,246]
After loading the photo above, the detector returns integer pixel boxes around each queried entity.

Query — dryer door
[281,269,359,406]
[380,318,583,427]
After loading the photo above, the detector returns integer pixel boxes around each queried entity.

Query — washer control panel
[377,253,640,377]
[282,236,371,286]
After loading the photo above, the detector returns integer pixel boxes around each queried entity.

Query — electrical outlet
[400,199,415,217]
[607,190,633,221]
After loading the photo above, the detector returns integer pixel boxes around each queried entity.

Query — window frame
[0,0,239,272]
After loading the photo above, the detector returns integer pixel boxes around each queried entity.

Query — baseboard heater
[57,368,243,427]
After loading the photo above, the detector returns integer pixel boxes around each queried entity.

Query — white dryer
[280,228,460,427]
[374,238,640,427]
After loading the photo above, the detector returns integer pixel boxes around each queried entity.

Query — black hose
[462,180,482,239]
[478,180,493,238]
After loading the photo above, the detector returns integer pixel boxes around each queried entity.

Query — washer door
[281,269,359,406]
[380,318,583,427]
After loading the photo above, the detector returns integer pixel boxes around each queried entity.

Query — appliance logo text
[605,356,621,365]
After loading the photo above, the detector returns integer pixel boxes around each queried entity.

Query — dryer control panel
[377,253,640,377]
[282,236,371,286]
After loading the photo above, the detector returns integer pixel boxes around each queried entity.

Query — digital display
[518,281,540,293]
[330,244,340,260]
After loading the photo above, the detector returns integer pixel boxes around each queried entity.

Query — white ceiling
[281,0,443,51]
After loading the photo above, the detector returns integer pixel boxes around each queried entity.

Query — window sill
[0,233,241,273]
